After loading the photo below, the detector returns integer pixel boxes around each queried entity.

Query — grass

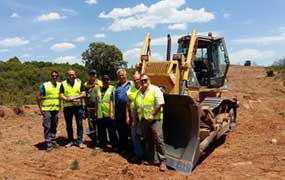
[69,159,79,170]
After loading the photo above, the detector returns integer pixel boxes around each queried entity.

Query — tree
[82,42,127,79]
[7,56,21,64]
[273,57,285,66]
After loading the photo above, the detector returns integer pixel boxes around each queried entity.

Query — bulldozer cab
[177,35,230,88]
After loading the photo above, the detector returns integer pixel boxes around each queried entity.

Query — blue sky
[0,0,284,66]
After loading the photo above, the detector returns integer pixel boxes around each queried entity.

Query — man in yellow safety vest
[126,73,143,163]
[97,75,117,149]
[134,74,167,171]
[36,70,61,152]
[60,69,86,149]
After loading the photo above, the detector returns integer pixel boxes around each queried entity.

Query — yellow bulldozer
[136,30,238,174]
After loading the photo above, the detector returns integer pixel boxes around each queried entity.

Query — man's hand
[110,112,114,120]
[66,96,74,102]
[126,116,130,125]
[39,109,44,116]
[148,114,154,122]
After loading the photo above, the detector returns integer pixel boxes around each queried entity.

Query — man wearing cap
[60,69,86,149]
[97,75,117,149]
[134,74,167,171]
[36,70,61,152]
[83,69,102,146]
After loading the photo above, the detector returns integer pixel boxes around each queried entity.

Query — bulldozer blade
[163,94,201,174]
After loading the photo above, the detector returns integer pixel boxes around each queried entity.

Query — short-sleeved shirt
[39,81,59,96]
[134,84,165,108]
[150,84,165,105]
[114,81,131,120]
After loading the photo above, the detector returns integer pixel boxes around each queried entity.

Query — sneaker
[65,141,74,148]
[78,143,85,149]
[52,142,60,148]
[159,163,167,172]
[46,146,53,152]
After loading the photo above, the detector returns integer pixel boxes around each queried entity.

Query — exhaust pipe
[166,34,171,61]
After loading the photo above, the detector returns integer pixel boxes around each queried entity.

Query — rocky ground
[0,65,284,180]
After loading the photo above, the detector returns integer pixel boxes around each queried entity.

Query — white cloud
[50,42,75,52]
[233,35,285,45]
[74,36,86,42]
[230,48,275,65]
[123,48,140,66]
[223,13,230,19]
[94,33,106,38]
[61,8,78,15]
[22,53,30,58]
[10,13,20,18]
[123,48,163,66]
[37,12,66,22]
[152,52,163,60]
[85,0,97,6]
[0,49,9,53]
[135,31,220,47]
[55,56,81,64]
[99,0,214,31]
[42,37,54,43]
[168,23,187,30]
[0,37,29,47]
[99,3,147,19]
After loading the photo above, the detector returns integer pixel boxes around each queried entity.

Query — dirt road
[0,65,284,180]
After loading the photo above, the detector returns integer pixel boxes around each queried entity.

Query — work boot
[65,141,74,148]
[159,163,167,172]
[130,156,142,164]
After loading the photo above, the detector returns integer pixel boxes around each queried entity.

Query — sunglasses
[51,74,58,78]
[140,79,148,83]
[89,73,96,76]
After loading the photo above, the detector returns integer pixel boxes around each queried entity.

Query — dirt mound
[0,65,284,180]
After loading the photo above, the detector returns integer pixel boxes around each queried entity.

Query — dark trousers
[142,119,166,163]
[97,117,118,148]
[116,120,131,150]
[86,107,98,143]
[42,111,59,148]
[64,106,84,143]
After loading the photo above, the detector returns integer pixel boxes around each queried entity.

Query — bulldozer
[136,30,238,174]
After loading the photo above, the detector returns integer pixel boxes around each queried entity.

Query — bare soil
[0,65,284,180]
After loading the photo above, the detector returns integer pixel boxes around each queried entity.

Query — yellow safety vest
[42,81,61,111]
[97,85,114,118]
[127,85,139,111]
[135,84,163,121]
[62,79,82,107]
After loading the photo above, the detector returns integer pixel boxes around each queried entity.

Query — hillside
[0,65,284,180]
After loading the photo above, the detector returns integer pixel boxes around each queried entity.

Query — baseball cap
[89,69,96,74]
[102,75,110,81]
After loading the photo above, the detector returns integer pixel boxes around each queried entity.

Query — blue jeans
[64,106,84,143]
[131,120,143,158]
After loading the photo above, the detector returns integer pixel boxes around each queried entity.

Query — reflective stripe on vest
[42,81,61,111]
[62,79,82,107]
[97,85,114,118]
[135,85,163,121]
[127,85,139,110]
